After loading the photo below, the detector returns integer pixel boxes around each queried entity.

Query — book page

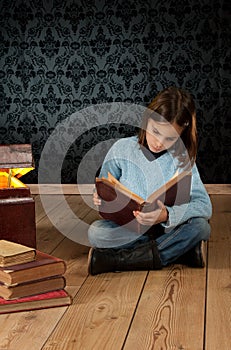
[146,170,191,203]
[107,172,145,203]
[97,173,144,204]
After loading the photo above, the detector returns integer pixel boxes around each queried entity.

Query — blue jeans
[88,218,211,266]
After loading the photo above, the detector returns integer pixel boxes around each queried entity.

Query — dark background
[0,0,230,184]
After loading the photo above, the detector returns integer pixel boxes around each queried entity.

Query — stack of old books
[0,240,71,314]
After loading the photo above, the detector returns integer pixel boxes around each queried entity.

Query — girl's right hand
[93,191,102,206]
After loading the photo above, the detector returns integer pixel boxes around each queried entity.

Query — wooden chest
[0,144,36,248]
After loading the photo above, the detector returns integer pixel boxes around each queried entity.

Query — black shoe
[177,241,206,268]
[88,240,162,275]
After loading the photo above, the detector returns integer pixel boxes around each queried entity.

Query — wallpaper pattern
[0,0,230,183]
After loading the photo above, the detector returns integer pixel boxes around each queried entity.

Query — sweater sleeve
[161,164,212,230]
[99,141,122,180]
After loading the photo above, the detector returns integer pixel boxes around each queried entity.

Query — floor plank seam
[203,241,210,350]
[40,274,90,349]
[121,271,150,350]
[40,306,70,350]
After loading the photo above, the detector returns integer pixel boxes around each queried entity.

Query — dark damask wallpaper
[0,0,230,183]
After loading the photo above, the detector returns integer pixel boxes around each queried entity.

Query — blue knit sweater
[99,136,212,230]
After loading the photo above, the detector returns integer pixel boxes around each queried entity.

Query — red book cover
[0,289,72,314]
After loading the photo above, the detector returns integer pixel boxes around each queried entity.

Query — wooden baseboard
[28,184,94,195]
[204,184,231,195]
[27,184,231,195]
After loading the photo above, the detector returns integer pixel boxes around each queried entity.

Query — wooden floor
[0,194,230,350]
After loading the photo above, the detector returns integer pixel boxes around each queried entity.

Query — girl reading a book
[87,86,212,275]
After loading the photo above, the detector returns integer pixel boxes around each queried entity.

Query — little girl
[88,86,212,275]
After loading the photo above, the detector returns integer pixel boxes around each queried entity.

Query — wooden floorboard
[205,195,231,350]
[0,194,230,350]
[43,272,148,350]
[124,264,207,349]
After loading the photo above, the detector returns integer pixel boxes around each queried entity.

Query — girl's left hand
[133,200,168,226]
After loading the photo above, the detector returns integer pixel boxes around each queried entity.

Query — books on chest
[0,240,71,314]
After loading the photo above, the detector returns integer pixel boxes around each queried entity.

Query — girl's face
[146,118,183,153]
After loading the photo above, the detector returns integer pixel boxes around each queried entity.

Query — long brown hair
[138,86,197,165]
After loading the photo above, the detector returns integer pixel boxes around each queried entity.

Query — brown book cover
[0,276,66,300]
[96,170,192,233]
[0,250,67,285]
[0,240,36,267]
[0,289,72,314]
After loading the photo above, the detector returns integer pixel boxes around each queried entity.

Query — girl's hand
[93,191,102,206]
[133,200,168,226]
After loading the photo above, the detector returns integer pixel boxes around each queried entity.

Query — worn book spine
[0,276,66,300]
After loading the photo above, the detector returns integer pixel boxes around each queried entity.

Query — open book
[95,170,192,233]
